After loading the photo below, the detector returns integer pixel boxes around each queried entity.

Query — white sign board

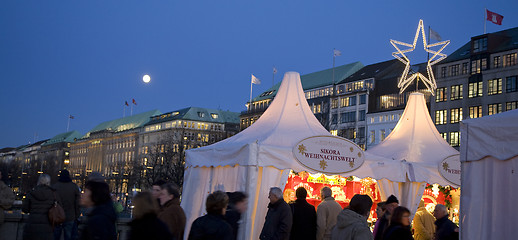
[439,154,461,186]
[292,136,365,174]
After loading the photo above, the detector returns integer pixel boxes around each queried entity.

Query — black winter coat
[128,213,174,240]
[434,216,459,240]
[80,201,117,240]
[53,181,80,222]
[289,199,316,240]
[374,212,390,240]
[225,206,242,240]
[22,185,57,240]
[260,199,293,240]
[383,223,413,240]
[188,213,233,240]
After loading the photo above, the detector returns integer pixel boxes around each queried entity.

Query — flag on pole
[125,101,129,106]
[69,115,75,119]
[429,28,442,41]
[333,49,341,57]
[486,9,503,25]
[273,67,277,74]
[251,74,261,85]
[132,99,137,105]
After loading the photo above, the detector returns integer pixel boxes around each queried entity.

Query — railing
[0,211,132,240]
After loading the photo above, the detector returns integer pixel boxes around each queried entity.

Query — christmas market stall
[460,109,518,240]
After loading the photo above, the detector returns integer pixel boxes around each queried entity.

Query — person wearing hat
[53,169,81,240]
[374,195,399,240]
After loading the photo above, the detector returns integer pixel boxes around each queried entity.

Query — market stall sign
[439,154,461,186]
[293,136,365,174]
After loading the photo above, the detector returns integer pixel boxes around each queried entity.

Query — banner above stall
[293,136,365,174]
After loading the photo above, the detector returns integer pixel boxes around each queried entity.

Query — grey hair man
[316,187,343,240]
[433,204,458,240]
[260,187,293,240]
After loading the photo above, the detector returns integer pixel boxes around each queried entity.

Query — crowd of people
[0,170,459,240]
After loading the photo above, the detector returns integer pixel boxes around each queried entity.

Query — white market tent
[181,72,400,240]
[459,109,518,240]
[366,92,460,215]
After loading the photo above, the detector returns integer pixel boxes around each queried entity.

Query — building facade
[431,26,518,148]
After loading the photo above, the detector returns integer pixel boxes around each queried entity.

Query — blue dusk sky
[1,1,517,148]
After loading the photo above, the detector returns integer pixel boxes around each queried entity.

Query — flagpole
[249,74,253,112]
[123,104,126,118]
[484,8,487,34]
[332,48,336,85]
[131,104,133,116]
[272,66,275,87]
[67,116,70,132]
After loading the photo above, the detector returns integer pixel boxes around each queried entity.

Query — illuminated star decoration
[298,144,307,154]
[319,160,328,170]
[390,19,450,96]
[349,162,355,168]
[442,162,449,171]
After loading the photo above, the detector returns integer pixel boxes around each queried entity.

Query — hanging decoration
[390,19,450,95]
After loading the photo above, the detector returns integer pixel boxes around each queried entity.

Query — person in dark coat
[433,204,458,240]
[383,206,413,240]
[22,174,57,240]
[53,169,81,240]
[259,187,293,240]
[289,187,316,240]
[158,183,186,240]
[374,195,399,240]
[128,191,173,240]
[188,190,233,240]
[79,180,117,240]
[225,191,248,240]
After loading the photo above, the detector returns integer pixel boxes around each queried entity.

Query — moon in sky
[143,74,151,83]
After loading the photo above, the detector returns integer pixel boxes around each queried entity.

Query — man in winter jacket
[0,170,15,226]
[289,187,316,240]
[331,194,373,240]
[412,200,435,240]
[158,183,186,240]
[260,187,293,240]
[316,186,342,240]
[433,204,458,240]
[53,169,81,240]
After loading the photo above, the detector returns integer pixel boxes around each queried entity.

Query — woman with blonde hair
[128,191,172,240]
[22,174,58,240]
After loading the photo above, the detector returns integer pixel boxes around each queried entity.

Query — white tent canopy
[459,109,518,240]
[366,92,460,215]
[181,72,400,240]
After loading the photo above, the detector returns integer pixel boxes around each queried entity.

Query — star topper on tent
[390,19,450,96]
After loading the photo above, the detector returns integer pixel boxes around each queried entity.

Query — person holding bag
[23,174,59,240]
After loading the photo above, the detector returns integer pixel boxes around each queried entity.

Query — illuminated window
[504,53,517,67]
[369,131,375,144]
[449,132,460,147]
[211,113,219,119]
[488,103,502,115]
[494,56,502,68]
[380,129,386,141]
[435,88,447,102]
[450,108,463,124]
[450,85,463,100]
[487,79,502,95]
[340,96,356,107]
[506,101,518,111]
[471,59,487,74]
[469,106,482,119]
[331,98,338,109]
[441,132,448,141]
[506,76,517,92]
[468,82,483,98]
[435,110,447,125]
[330,130,338,136]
